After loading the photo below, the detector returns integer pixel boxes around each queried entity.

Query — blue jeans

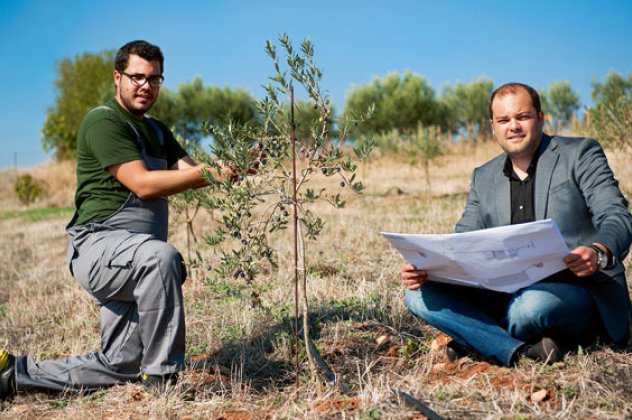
[405,279,603,366]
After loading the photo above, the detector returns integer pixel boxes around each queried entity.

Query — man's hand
[221,145,266,183]
[249,144,267,174]
[564,246,599,277]
[400,263,429,290]
[217,164,238,182]
[172,156,235,184]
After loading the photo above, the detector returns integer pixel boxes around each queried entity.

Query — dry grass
[1,142,631,419]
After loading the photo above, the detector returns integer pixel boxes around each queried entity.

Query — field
[1,141,631,419]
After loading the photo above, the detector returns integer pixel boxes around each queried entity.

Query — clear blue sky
[1,0,631,168]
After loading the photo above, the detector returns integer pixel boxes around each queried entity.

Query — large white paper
[382,219,570,293]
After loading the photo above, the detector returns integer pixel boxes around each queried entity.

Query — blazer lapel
[494,159,511,226]
[535,135,559,219]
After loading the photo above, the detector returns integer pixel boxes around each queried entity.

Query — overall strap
[145,117,165,147]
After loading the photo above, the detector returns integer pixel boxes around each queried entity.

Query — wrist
[590,243,612,270]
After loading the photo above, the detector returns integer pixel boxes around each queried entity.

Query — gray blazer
[456,134,632,343]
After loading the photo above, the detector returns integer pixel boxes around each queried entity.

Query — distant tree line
[586,72,632,150]
[42,50,632,160]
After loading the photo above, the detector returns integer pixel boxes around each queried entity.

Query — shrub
[14,174,45,205]
[586,96,632,150]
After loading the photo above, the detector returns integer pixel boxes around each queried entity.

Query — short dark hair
[115,40,164,74]
[489,82,541,119]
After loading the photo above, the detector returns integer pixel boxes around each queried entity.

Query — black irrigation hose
[304,335,444,419]
[306,337,354,393]
[389,387,445,420]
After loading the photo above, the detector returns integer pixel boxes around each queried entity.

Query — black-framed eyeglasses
[120,71,164,87]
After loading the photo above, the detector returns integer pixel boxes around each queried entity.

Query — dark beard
[120,93,154,117]
[128,106,147,117]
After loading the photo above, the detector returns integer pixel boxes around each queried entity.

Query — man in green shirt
[1,40,233,397]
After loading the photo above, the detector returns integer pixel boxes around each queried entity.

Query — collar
[503,152,540,179]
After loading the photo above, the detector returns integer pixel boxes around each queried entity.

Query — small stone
[376,335,390,346]
[530,389,549,403]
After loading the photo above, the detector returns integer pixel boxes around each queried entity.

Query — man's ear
[113,70,121,89]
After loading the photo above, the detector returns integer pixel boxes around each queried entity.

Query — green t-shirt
[70,98,188,227]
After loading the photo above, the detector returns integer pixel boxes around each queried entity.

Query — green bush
[14,174,45,205]
[587,96,632,150]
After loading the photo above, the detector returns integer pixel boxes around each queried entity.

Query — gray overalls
[14,107,186,392]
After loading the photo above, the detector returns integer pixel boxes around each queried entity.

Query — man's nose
[509,119,521,130]
[138,82,152,92]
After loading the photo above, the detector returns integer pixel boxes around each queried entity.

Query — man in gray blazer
[401,82,632,366]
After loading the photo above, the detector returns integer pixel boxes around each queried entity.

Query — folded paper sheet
[382,219,570,293]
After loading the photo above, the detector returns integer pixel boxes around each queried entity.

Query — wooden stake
[290,85,300,393]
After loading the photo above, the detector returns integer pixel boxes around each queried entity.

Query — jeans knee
[404,289,419,314]
[510,283,599,343]
[405,287,435,322]
[507,289,564,340]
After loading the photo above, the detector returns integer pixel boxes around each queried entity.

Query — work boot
[142,372,178,395]
[523,337,563,364]
[0,350,16,400]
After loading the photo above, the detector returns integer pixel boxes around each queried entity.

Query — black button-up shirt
[503,156,538,225]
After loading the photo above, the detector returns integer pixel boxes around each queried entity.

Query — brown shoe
[445,340,469,362]
[524,337,562,364]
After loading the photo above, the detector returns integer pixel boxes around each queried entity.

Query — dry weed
[1,145,631,419]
